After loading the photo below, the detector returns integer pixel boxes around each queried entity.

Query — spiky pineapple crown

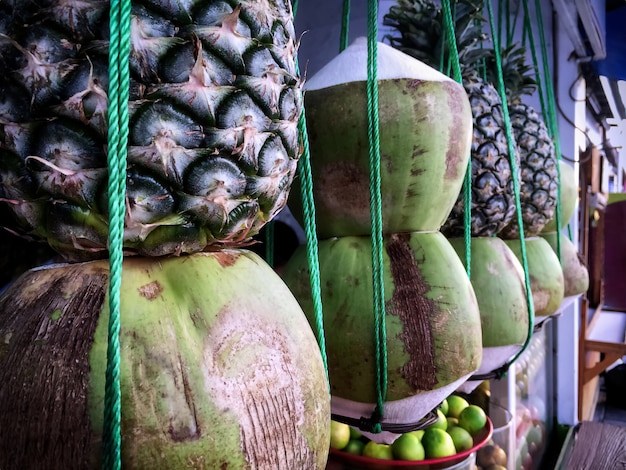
[383,0,491,80]
[485,44,537,103]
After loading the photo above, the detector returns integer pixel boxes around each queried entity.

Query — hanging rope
[521,7,548,132]
[485,0,535,372]
[340,0,351,52]
[295,116,329,384]
[532,0,564,260]
[441,0,472,279]
[103,0,131,468]
[521,3,563,259]
[366,0,388,432]
[291,0,330,385]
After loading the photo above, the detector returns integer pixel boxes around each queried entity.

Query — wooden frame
[578,146,626,420]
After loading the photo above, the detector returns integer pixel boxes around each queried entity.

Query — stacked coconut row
[283,39,487,444]
[380,0,589,392]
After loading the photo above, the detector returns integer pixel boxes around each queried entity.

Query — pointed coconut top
[305,37,453,91]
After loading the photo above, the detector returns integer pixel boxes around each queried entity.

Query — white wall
[295,1,395,79]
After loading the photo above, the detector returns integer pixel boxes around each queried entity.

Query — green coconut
[448,237,529,347]
[502,237,565,317]
[288,37,473,239]
[281,231,482,405]
[542,161,578,232]
[0,251,330,470]
[540,232,589,296]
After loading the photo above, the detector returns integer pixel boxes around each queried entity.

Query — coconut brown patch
[138,280,164,300]
[202,304,318,469]
[444,80,468,182]
[386,233,438,390]
[213,250,242,268]
[0,263,107,470]
[316,161,369,220]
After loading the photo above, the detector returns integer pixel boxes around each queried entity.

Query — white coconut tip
[305,37,453,91]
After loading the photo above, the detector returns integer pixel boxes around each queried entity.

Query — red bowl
[328,418,493,470]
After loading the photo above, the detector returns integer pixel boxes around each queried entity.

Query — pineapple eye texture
[0,0,302,260]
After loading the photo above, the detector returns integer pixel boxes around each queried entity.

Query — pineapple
[384,0,519,237]
[0,0,302,261]
[489,45,558,238]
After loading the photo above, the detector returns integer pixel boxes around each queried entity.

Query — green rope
[532,0,563,260]
[292,2,329,385]
[441,0,471,278]
[366,0,387,431]
[521,6,548,132]
[103,0,131,468]
[340,0,351,52]
[521,0,562,262]
[296,116,329,385]
[441,0,462,83]
[486,0,535,368]
[264,220,275,268]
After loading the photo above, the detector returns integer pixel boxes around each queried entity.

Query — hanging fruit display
[288,37,473,238]
[384,0,536,388]
[285,36,481,444]
[0,0,331,468]
[384,0,520,238]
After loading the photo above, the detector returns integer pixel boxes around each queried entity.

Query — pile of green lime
[329,395,489,462]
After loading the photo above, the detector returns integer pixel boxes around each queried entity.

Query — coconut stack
[284,38,483,444]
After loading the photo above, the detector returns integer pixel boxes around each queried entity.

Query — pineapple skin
[0,0,302,261]
[499,101,558,239]
[441,72,519,238]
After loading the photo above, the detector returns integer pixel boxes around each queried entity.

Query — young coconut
[538,161,587,295]
[288,37,473,239]
[0,252,330,470]
[448,237,530,393]
[541,161,578,233]
[502,237,565,318]
[281,231,482,443]
[540,232,589,297]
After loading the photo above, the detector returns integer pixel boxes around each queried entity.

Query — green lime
[446,395,470,419]
[439,398,449,416]
[407,429,425,441]
[446,416,459,429]
[363,441,394,460]
[392,432,425,461]
[343,439,365,455]
[458,405,487,436]
[349,426,363,440]
[330,420,351,450]
[428,408,448,431]
[421,428,456,459]
[447,425,474,452]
